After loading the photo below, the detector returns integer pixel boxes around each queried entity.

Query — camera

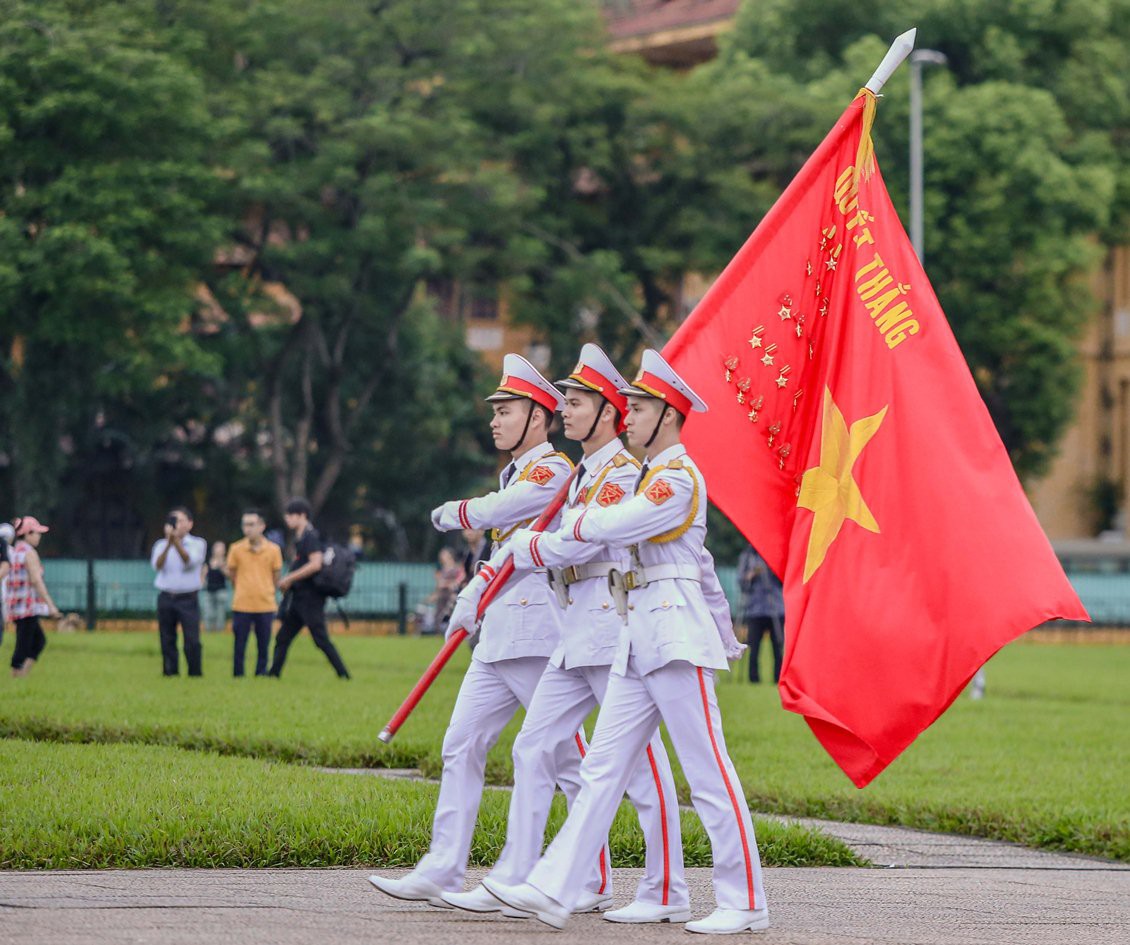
[166,514,178,528]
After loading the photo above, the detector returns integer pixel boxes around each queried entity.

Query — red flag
[664,91,1088,787]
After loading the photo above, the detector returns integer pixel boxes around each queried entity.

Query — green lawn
[0,739,853,869]
[0,631,1126,861]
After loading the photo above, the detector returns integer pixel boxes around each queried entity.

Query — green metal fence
[34,558,741,626]
[29,558,1122,628]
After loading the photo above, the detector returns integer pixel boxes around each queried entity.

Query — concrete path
[2,847,1126,945]
[4,767,1126,944]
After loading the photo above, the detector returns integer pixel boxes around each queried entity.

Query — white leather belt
[551,562,618,586]
[624,563,702,590]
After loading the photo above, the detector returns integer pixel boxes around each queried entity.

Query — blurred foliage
[0,0,1127,555]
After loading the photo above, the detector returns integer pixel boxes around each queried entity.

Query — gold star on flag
[825,256,838,271]
[796,387,888,583]
[775,373,789,388]
[761,351,775,367]
[778,305,792,320]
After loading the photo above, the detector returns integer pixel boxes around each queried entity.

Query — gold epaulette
[545,449,575,469]
[612,453,642,469]
[666,458,684,469]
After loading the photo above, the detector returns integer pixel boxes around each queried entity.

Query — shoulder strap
[517,450,574,483]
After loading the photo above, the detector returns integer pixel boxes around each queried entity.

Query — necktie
[571,464,588,503]
[634,462,650,494]
[501,462,517,488]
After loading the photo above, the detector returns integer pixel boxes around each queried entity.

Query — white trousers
[528,659,767,913]
[413,656,588,890]
[488,661,689,907]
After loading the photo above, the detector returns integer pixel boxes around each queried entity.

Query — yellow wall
[1029,247,1130,538]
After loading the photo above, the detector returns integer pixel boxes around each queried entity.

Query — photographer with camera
[149,506,208,677]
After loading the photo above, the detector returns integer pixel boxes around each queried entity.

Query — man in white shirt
[149,506,208,676]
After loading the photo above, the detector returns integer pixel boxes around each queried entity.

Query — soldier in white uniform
[442,344,689,923]
[482,349,771,935]
[368,355,605,914]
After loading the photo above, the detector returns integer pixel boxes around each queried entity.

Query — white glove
[508,528,535,547]
[560,508,582,529]
[430,504,448,530]
[498,529,536,569]
[444,573,488,641]
[445,595,479,641]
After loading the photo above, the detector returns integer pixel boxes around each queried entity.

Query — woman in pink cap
[5,516,61,677]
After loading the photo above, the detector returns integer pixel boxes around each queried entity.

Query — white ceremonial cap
[556,343,630,421]
[617,348,708,414]
[485,353,566,412]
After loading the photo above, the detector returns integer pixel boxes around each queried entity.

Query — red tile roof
[603,0,741,40]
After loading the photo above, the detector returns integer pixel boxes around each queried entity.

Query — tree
[711,0,1126,477]
[0,2,224,534]
[174,1,620,539]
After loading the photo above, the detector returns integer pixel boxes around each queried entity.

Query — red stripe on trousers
[644,745,671,905]
[696,667,755,909]
[574,732,608,895]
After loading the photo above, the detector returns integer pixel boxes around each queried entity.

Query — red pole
[377,464,580,743]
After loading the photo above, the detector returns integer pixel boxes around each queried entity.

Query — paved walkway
[2,825,1126,945]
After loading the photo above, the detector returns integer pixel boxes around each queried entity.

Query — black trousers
[232,611,273,677]
[747,615,784,683]
[157,591,202,676]
[268,593,349,678]
[11,616,47,669]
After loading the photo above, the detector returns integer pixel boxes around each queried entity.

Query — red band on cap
[633,372,692,415]
[497,375,558,413]
[571,365,628,427]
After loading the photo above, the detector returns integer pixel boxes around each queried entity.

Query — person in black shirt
[267,498,350,679]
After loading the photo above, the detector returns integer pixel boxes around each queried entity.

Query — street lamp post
[909,48,947,263]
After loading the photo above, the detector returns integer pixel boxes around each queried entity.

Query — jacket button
[567,597,574,605]
[661,600,670,608]
[601,602,609,609]
[520,597,528,605]
[628,604,635,611]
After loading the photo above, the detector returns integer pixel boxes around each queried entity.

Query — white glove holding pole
[445,572,488,641]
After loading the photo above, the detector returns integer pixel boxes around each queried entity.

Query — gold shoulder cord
[492,450,574,541]
[637,460,700,544]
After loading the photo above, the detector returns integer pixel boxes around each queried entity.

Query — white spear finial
[864,28,917,94]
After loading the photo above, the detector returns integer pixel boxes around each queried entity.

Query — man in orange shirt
[226,509,283,677]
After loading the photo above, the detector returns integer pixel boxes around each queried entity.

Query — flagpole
[864,28,917,94]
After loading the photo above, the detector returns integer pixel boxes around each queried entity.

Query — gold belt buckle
[624,571,640,591]
[562,565,580,585]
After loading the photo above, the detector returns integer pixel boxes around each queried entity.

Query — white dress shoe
[366,873,452,909]
[481,879,569,931]
[685,907,770,934]
[572,889,614,914]
[441,884,531,918]
[603,900,693,924]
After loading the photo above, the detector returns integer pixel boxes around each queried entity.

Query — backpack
[312,543,356,598]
